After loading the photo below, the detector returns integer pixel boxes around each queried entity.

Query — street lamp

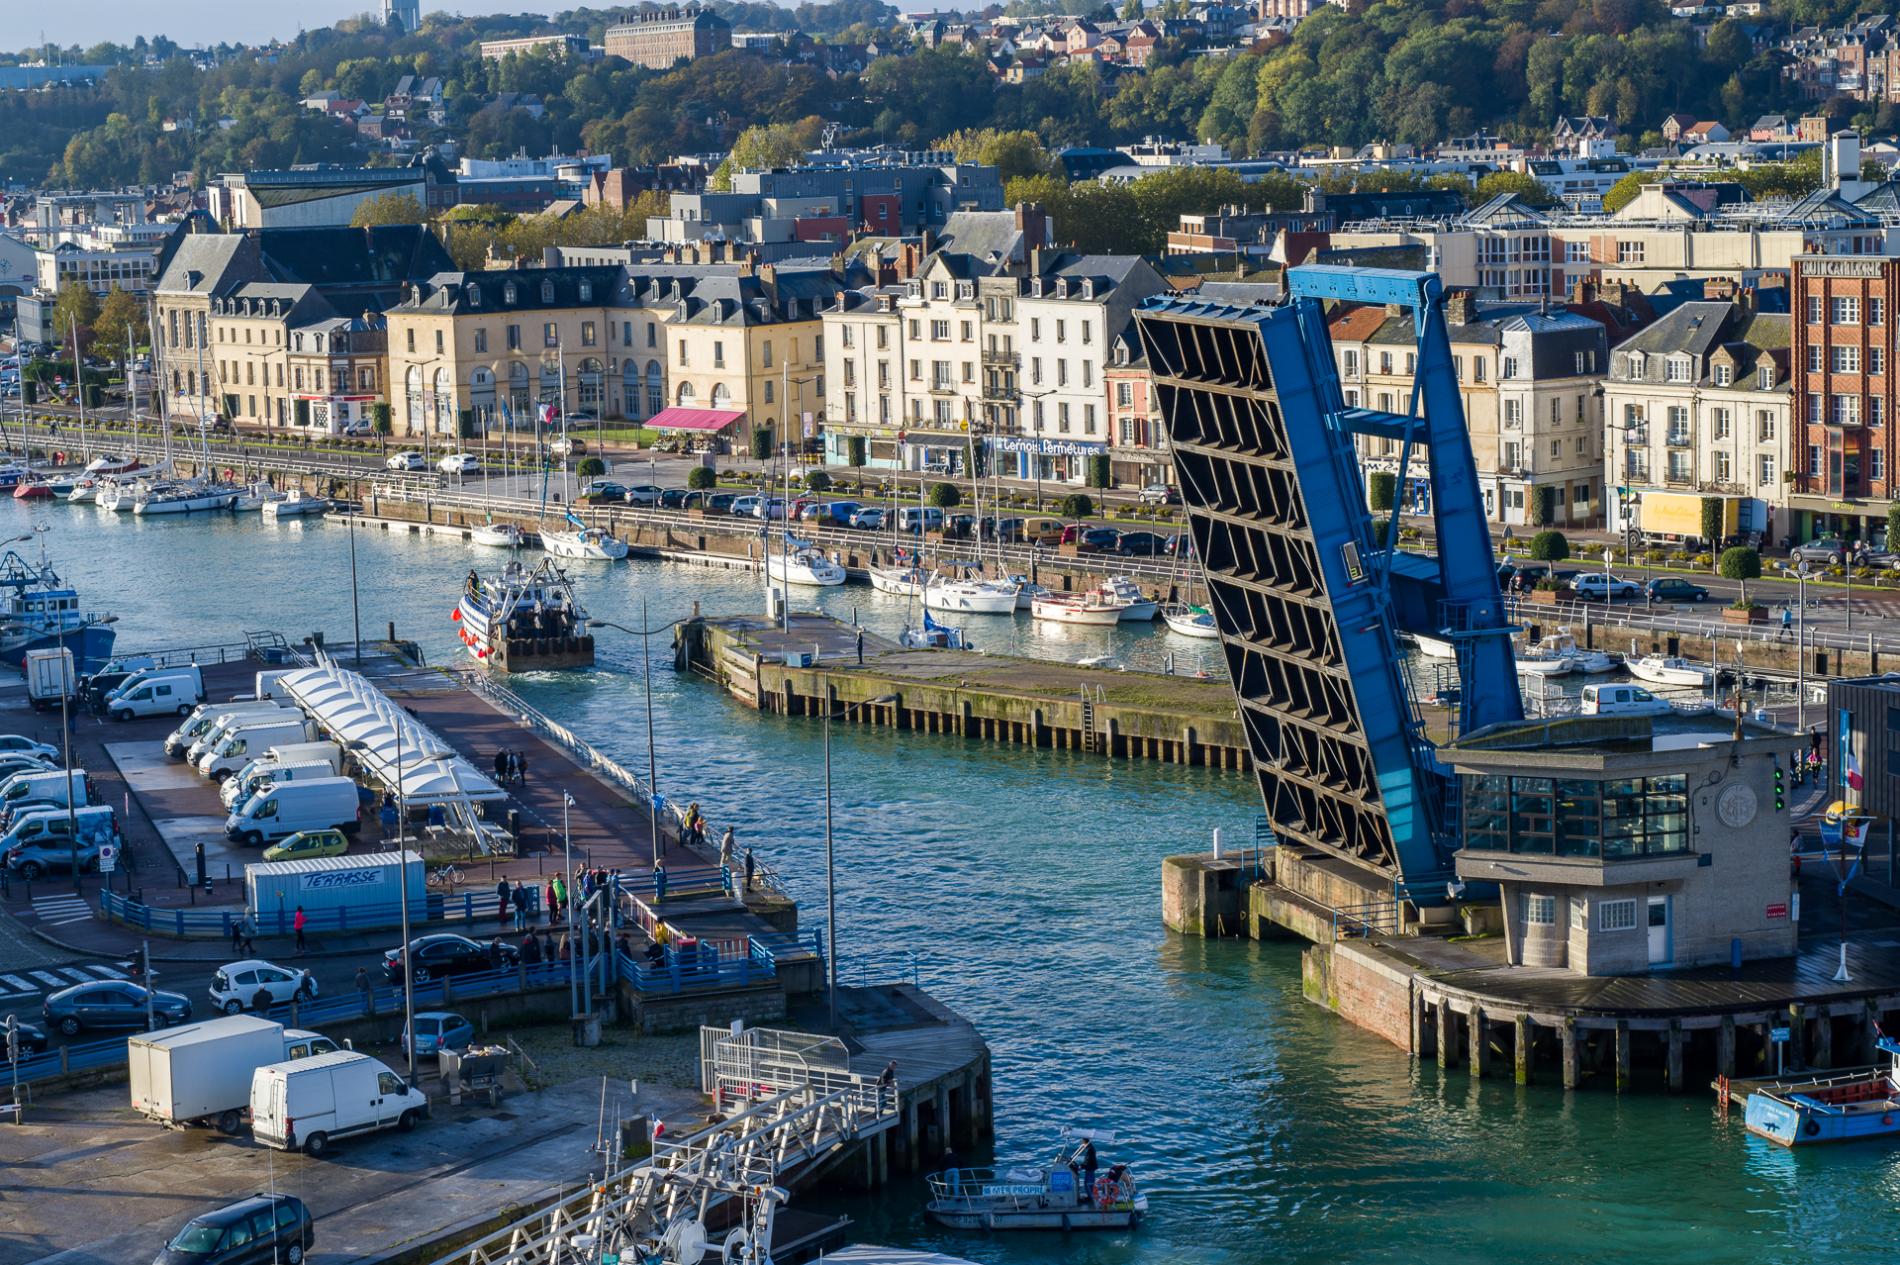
[823,692,898,1033]
[1019,387,1055,512]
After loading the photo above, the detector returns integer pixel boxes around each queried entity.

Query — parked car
[0,753,55,785]
[1137,483,1181,506]
[1065,526,1120,552]
[1165,533,1197,559]
[581,481,628,504]
[384,451,426,473]
[44,980,191,1036]
[623,484,664,507]
[382,933,517,984]
[208,960,317,1015]
[155,1194,313,1265]
[849,507,889,530]
[729,495,761,518]
[260,829,349,863]
[0,734,59,762]
[1581,683,1673,718]
[549,434,587,457]
[3,1015,49,1060]
[437,453,480,476]
[945,513,976,538]
[1568,573,1642,601]
[705,492,738,515]
[981,516,1025,543]
[1644,577,1709,603]
[753,497,787,521]
[1788,536,1849,566]
[401,1010,475,1057]
[1116,531,1169,557]
[659,488,688,509]
[340,420,373,437]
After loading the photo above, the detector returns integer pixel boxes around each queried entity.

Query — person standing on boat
[1077,1138,1098,1204]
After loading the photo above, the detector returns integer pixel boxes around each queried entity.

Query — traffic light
[1773,762,1785,812]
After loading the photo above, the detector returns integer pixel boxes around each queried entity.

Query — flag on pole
[538,402,557,428]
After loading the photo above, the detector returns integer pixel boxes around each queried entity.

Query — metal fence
[98,888,542,939]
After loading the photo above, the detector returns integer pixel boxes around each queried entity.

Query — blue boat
[0,550,117,675]
[1743,1039,1900,1146]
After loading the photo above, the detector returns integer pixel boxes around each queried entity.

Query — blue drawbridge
[1135,266,1521,889]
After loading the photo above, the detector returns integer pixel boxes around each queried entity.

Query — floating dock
[680,611,1252,770]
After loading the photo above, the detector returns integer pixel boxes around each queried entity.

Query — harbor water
[14,503,1896,1265]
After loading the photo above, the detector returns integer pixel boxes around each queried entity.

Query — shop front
[990,435,1106,488]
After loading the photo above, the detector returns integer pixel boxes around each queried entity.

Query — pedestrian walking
[497,877,512,924]
[553,872,568,917]
[512,883,530,930]
[1779,605,1794,642]
[355,965,374,1016]
[521,931,543,964]
[546,878,560,925]
[292,905,307,954]
[517,750,528,784]
[230,915,245,954]
[719,826,735,872]
[856,626,864,665]
[252,986,273,1014]
[238,914,255,955]
[653,861,668,903]
[493,749,509,783]
[506,751,519,784]
[743,846,756,892]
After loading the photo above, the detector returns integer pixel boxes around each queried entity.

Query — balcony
[981,347,1018,367]
[1664,429,1692,447]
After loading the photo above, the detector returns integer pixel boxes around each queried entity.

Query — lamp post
[586,612,691,866]
[347,511,363,667]
[823,692,898,1033]
[1018,387,1055,512]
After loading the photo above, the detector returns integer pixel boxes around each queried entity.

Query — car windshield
[168,1222,223,1253]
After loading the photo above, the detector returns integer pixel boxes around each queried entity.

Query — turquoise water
[13,503,1899,1265]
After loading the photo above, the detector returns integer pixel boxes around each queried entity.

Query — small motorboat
[925,574,1018,614]
[1515,630,1606,677]
[1628,654,1713,688]
[1161,603,1219,639]
[1098,576,1159,621]
[926,1129,1145,1231]
[1514,643,1576,678]
[470,522,526,549]
[1742,1037,1900,1146]
[543,525,629,561]
[65,478,100,505]
[1032,592,1129,626]
[1077,653,1124,669]
[869,564,927,596]
[12,479,54,500]
[229,481,282,513]
[260,489,330,519]
[766,542,845,587]
[1007,576,1050,610]
[1412,632,1456,659]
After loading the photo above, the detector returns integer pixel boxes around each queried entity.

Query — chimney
[1443,288,1472,327]
[921,228,937,258]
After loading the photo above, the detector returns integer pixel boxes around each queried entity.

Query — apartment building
[34,222,176,296]
[1329,293,1609,527]
[894,252,986,472]
[602,6,732,69]
[822,286,907,467]
[1789,253,1900,544]
[1602,300,1792,537]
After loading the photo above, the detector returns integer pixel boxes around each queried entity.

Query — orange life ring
[1092,1175,1122,1209]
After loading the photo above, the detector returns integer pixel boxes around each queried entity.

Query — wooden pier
[679,611,1252,771]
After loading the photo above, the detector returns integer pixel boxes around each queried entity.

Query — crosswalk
[28,894,95,927]
[0,960,126,1003]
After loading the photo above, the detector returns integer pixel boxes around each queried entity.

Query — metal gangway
[427,1027,897,1265]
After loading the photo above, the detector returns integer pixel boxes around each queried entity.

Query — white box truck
[24,647,73,711]
[128,1015,343,1134]
[197,718,317,781]
[265,741,342,774]
[250,1050,428,1155]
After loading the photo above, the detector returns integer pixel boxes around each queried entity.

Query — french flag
[1846,744,1863,794]
[538,403,557,428]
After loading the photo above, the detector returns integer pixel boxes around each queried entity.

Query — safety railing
[1513,592,1900,656]
[1331,899,1403,939]
[613,946,775,995]
[99,887,542,939]
[842,948,922,989]
[9,1033,131,1086]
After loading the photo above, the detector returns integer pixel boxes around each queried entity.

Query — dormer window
[541,281,555,304]
[957,282,973,300]
[1626,352,1645,377]
[1758,365,1774,390]
[579,281,592,302]
[503,282,517,305]
[1713,363,1732,387]
[466,284,481,307]
[1664,355,1691,383]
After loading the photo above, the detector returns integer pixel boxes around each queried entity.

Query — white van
[897,506,945,535]
[0,768,87,815]
[105,667,205,720]
[196,719,318,781]
[221,760,338,809]
[1580,683,1674,717]
[226,776,361,846]
[265,741,343,774]
[249,1050,426,1155]
[187,707,292,765]
[165,700,286,758]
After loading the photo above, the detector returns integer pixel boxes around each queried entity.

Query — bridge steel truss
[1136,266,1520,889]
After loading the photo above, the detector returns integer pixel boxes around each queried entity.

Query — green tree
[1473,171,1558,208]
[1058,492,1095,521]
[92,286,148,352]
[1719,546,1762,605]
[1528,530,1570,562]
[847,436,867,467]
[1600,169,1658,214]
[1699,496,1724,549]
[934,127,1058,182]
[1367,470,1396,513]
[576,456,607,478]
[710,117,825,190]
[1086,453,1111,489]
[50,283,100,357]
[687,465,718,490]
[350,192,426,227]
[750,428,775,461]
[1886,503,1900,551]
[927,481,961,509]
[803,469,832,492]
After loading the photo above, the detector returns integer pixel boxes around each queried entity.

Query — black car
[81,670,143,713]
[659,488,689,510]
[1645,577,1709,602]
[981,516,1026,543]
[4,1015,49,1060]
[1116,531,1169,557]
[43,980,191,1036]
[384,933,519,983]
[1165,533,1197,558]
[706,492,739,514]
[945,513,976,538]
[1078,527,1121,552]
[156,1194,313,1265]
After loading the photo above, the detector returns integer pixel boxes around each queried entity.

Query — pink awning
[649,407,745,432]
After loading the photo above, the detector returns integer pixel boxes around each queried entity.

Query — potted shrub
[1529,578,1565,604]
[1724,599,1767,624]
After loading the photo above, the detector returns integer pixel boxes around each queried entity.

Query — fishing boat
[0,548,116,673]
[1741,1038,1900,1146]
[1161,603,1219,639]
[925,1129,1145,1231]
[1515,630,1612,677]
[260,489,330,520]
[542,521,629,561]
[1628,654,1713,688]
[470,522,526,549]
[453,558,593,672]
[767,542,846,587]
[1032,591,1130,626]
[1098,576,1159,621]
[869,563,928,596]
[924,568,1018,614]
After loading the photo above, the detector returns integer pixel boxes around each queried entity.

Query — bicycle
[426,864,464,888]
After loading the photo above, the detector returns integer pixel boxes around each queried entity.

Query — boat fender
[1804,1120,1822,1137]
[1092,1175,1123,1209]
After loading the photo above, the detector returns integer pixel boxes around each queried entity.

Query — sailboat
[1161,604,1219,639]
[471,521,526,549]
[542,512,629,560]
[766,538,846,587]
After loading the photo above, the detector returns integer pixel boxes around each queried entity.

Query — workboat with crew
[925,1128,1144,1231]
[452,559,594,672]
[0,548,116,673]
[1741,1038,1900,1146]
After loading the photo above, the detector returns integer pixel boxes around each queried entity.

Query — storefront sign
[987,435,1108,458]
[1765,903,1788,920]
[1798,257,1884,279]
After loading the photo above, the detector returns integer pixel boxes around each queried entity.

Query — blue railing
[9,1033,131,1085]
[613,947,775,995]
[99,888,546,939]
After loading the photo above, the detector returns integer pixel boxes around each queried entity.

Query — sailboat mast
[70,313,88,462]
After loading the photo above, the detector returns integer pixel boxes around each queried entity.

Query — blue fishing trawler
[1743,1038,1900,1146]
[0,550,116,674]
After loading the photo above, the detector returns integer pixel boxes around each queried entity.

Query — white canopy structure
[278,663,505,807]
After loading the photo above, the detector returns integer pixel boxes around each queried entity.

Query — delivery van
[196,719,318,781]
[1580,683,1674,717]
[226,776,362,846]
[165,700,286,758]
[897,506,944,535]
[249,1050,427,1155]
[187,708,292,765]
[131,1015,343,1133]
[105,667,205,720]
[0,768,87,814]
[221,760,337,809]
[1,805,117,877]
[264,741,343,774]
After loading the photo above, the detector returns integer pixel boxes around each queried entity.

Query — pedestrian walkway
[29,893,96,927]
[0,959,125,1003]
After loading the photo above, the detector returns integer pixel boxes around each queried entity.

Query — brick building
[603,7,731,69]
[1789,254,1900,545]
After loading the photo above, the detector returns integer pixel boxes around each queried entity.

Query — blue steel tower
[1135,266,1521,889]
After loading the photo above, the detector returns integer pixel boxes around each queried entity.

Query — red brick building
[1790,254,1900,544]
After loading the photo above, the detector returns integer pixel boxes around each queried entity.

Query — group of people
[491,749,530,785]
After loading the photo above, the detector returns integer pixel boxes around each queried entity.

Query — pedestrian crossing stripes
[29,894,95,927]
[0,961,128,1001]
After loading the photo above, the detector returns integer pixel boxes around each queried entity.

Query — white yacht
[1032,591,1131,626]
[470,522,526,549]
[229,481,283,513]
[83,454,141,478]
[134,479,239,515]
[65,478,101,505]
[260,489,329,520]
[542,525,629,561]
[1099,577,1159,622]
[1628,654,1713,688]
[924,574,1018,615]
[767,543,846,587]
[1161,603,1219,639]
[869,564,927,596]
